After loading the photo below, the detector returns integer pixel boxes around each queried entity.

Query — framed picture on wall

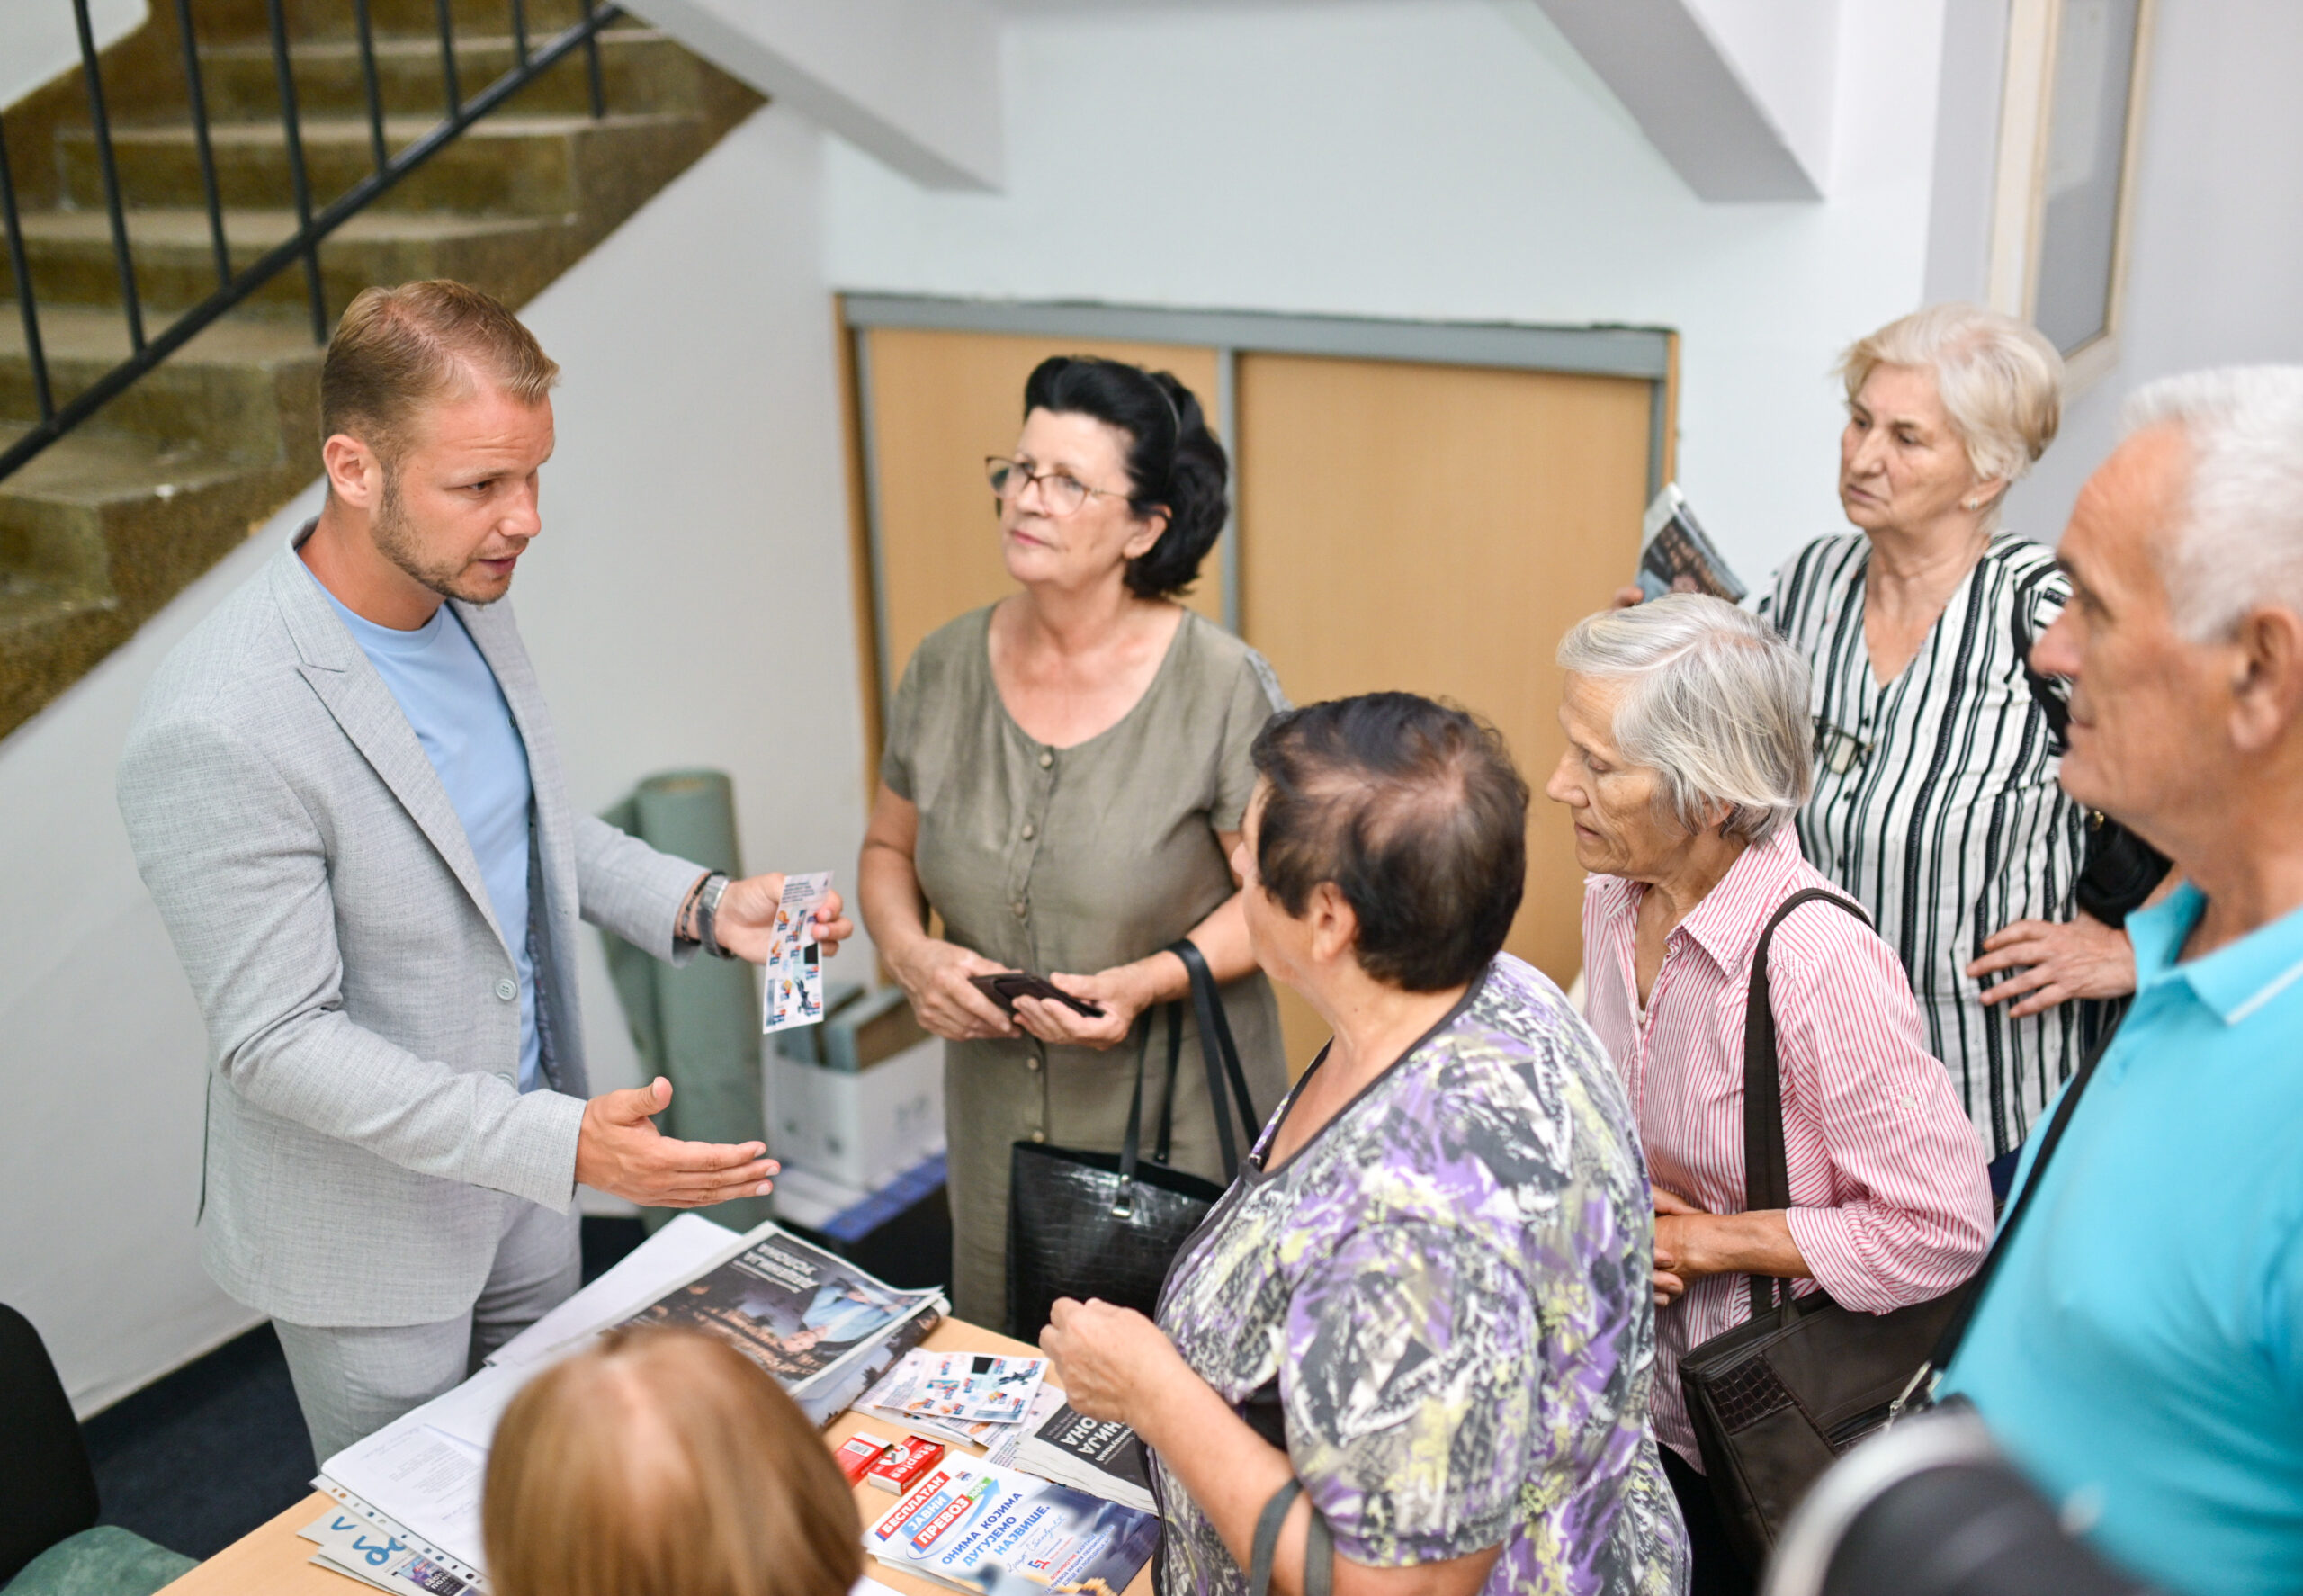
[1986,0,2157,388]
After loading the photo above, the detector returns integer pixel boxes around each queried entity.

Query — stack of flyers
[865,1457,1160,1596]
[300,1510,480,1596]
[865,1349,1048,1429]
[978,1383,1068,1468]
[997,1403,1155,1515]
[764,871,833,1034]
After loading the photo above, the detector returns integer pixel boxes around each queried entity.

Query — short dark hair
[1021,355,1227,600]
[1249,694,1528,991]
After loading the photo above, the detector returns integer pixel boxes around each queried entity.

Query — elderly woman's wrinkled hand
[1967,912,2137,1015]
[1039,1296,1186,1428]
[1652,1188,1706,1308]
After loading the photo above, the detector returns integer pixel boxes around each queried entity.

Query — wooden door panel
[1236,353,1650,1062]
[862,327,1224,704]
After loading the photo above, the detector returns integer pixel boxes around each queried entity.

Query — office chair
[0,1304,196,1596]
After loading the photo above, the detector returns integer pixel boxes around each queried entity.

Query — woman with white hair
[1757,303,2159,1179]
[1546,596,1992,1596]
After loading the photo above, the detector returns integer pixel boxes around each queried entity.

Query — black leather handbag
[1005,939,1261,1340]
[1677,890,1972,1572]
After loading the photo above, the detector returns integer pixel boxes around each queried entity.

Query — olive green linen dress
[882,604,1292,1328]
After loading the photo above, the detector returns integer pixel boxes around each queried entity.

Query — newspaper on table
[764,870,834,1033]
[999,1403,1154,1515]
[865,1456,1160,1596]
[1635,483,1746,603]
[317,1217,947,1582]
[618,1223,944,1402]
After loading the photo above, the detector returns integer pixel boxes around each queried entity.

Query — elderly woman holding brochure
[1042,693,1685,1596]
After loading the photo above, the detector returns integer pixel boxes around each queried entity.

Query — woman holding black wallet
[856,355,1288,1330]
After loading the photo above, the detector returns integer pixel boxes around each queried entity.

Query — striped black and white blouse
[1759,532,2092,1161]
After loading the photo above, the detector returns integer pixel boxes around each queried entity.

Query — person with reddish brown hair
[484,1328,862,1596]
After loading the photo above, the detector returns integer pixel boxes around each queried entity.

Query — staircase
[0,0,759,739]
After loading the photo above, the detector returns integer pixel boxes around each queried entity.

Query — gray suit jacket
[119,533,705,1326]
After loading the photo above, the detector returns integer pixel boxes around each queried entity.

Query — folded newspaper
[1635,483,1745,603]
[313,1217,948,1587]
[865,1456,1161,1596]
[997,1403,1154,1516]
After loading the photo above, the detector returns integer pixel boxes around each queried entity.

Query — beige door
[1234,354,1653,1063]
[856,327,1224,723]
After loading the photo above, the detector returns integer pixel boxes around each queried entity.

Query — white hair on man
[1556,594,1815,844]
[2121,366,2303,642]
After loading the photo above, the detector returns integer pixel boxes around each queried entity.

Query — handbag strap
[1169,938,1262,1183]
[1115,1010,1157,1217]
[1741,887,1874,1321]
[1155,999,1184,1166]
[1900,1007,2126,1404]
[1249,1478,1333,1596]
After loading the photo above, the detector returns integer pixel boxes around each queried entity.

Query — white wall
[823,0,1952,587]
[0,103,869,1412]
[2001,0,2303,542]
[2,0,147,111]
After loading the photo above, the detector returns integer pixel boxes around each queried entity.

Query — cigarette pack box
[865,1435,946,1493]
[837,1431,894,1485]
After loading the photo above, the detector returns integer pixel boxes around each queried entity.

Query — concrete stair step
[187,28,698,121]
[187,0,617,48]
[58,110,705,218]
[0,304,321,458]
[11,205,583,318]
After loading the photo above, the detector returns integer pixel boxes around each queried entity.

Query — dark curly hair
[1021,355,1228,600]
[1249,694,1529,991]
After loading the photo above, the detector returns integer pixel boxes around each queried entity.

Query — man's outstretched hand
[711,873,855,964]
[574,1077,776,1207]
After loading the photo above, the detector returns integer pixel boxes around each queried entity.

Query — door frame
[837,293,1679,751]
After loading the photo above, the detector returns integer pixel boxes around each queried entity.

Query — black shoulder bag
[1006,939,1262,1340]
[1677,890,1976,1570]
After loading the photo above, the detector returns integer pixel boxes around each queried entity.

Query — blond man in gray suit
[118,282,852,1460]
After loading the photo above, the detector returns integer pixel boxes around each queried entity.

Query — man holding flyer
[117,281,850,1460]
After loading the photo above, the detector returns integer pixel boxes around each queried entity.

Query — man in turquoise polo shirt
[1942,365,2303,1596]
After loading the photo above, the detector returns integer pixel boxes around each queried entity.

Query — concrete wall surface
[0,103,868,1413]
[823,0,1952,589]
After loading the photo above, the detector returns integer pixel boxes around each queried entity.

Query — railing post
[172,0,232,293]
[584,0,606,119]
[73,0,146,354]
[354,0,390,175]
[435,0,461,118]
[263,0,330,345]
[0,113,54,426]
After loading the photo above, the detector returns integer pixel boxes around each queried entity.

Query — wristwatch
[696,873,736,960]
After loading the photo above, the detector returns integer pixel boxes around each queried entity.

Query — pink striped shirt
[1581,825,1993,1467]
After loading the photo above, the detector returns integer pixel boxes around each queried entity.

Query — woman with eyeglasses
[857,355,1289,1330]
[1754,304,2156,1182]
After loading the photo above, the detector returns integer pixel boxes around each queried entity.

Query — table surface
[154,1316,1152,1596]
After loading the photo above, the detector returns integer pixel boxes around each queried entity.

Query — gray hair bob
[1557,594,1815,845]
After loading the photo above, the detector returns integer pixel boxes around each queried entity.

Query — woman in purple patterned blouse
[1041,693,1687,1596]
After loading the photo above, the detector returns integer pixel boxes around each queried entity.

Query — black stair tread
[11,207,563,247]
[0,424,257,508]
[68,109,696,147]
[0,304,322,369]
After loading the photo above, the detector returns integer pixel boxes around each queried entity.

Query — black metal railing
[0,0,623,484]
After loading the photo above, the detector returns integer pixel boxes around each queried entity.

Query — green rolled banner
[600,769,771,1233]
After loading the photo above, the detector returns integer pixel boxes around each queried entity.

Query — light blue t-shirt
[311,571,542,1091]
[1943,882,2303,1596]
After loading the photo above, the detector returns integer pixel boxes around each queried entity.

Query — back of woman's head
[483,1329,862,1596]
[1022,355,1228,599]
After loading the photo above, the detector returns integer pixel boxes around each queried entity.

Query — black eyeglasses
[1814,717,1874,775]
[985,457,1130,518]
